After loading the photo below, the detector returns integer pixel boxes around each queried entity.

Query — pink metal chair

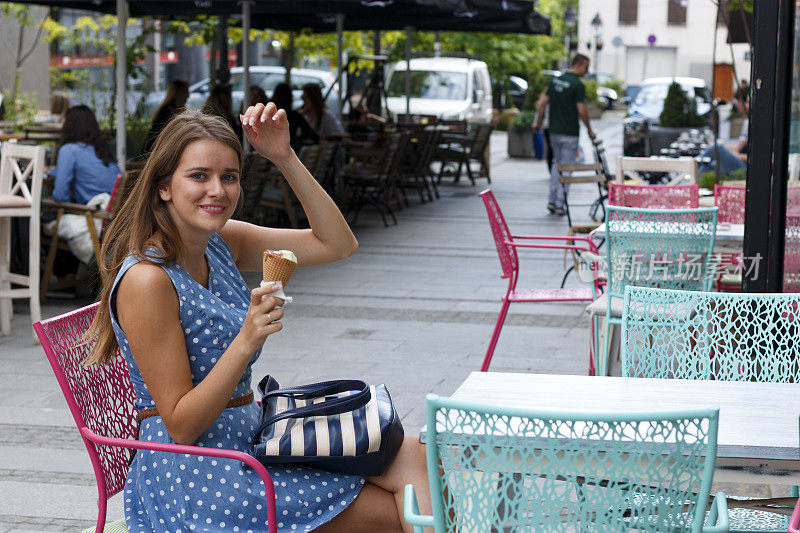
[608,183,700,208]
[479,189,602,373]
[714,184,746,224]
[33,303,278,533]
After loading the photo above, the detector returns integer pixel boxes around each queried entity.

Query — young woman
[203,85,243,140]
[87,106,431,533]
[299,83,344,139]
[249,85,270,107]
[142,79,189,155]
[270,83,319,152]
[51,105,120,205]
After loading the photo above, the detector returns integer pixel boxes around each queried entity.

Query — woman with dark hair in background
[270,82,319,151]
[249,85,269,107]
[300,83,343,139]
[143,79,189,155]
[51,105,121,205]
[203,85,243,139]
[47,105,121,281]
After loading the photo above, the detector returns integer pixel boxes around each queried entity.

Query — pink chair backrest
[34,302,136,500]
[479,189,517,279]
[608,183,699,209]
[714,185,746,224]
[785,214,800,292]
[788,186,800,215]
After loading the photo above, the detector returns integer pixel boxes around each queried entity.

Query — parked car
[623,76,713,157]
[584,72,619,110]
[143,66,340,117]
[385,57,493,122]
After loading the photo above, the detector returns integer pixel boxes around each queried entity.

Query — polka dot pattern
[109,234,364,532]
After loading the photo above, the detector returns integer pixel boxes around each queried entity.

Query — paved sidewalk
[0,119,620,531]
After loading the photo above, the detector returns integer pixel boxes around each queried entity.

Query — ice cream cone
[262,250,297,287]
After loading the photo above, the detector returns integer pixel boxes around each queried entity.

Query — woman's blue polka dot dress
[109,233,365,533]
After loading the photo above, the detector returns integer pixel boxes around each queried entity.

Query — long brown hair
[302,83,325,131]
[85,109,243,365]
[151,79,189,121]
[60,105,115,166]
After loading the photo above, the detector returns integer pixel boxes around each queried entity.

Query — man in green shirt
[533,54,594,215]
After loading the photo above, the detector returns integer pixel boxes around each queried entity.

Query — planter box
[507,130,535,158]
[587,103,604,119]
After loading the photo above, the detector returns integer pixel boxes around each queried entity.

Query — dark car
[623,76,713,157]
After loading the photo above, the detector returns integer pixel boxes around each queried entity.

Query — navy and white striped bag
[250,375,404,476]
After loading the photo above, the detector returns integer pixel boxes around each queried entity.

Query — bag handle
[252,382,371,443]
[262,379,368,401]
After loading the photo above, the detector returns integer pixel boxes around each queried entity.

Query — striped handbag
[250,375,404,476]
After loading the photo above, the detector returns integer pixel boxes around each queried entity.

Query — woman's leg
[313,482,403,533]
[312,436,432,533]
[368,436,432,533]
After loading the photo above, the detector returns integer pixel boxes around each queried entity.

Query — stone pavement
[4,111,774,531]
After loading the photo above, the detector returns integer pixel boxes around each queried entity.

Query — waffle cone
[262,251,297,287]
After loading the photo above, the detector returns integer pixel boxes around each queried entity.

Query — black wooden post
[743,0,795,292]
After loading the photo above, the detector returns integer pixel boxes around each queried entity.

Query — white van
[385,57,493,122]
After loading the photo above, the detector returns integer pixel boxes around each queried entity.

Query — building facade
[577,0,751,97]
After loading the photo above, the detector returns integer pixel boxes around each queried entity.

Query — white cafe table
[420,372,800,486]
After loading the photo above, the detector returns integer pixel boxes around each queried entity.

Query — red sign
[204,49,238,68]
[50,55,114,68]
[159,51,179,63]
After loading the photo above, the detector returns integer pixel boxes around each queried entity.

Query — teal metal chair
[588,206,718,375]
[405,394,728,532]
[621,286,800,531]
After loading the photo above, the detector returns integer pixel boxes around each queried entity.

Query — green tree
[0,3,48,120]
[659,82,705,127]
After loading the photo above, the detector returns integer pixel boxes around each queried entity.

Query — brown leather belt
[136,391,254,424]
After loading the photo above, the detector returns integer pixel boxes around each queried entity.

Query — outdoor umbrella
[9,0,550,162]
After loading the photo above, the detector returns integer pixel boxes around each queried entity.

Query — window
[619,0,637,24]
[668,0,687,25]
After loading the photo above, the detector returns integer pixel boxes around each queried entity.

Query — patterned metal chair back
[34,303,137,499]
[790,185,800,215]
[479,189,517,279]
[609,183,699,209]
[425,395,719,532]
[786,214,800,292]
[713,185,745,224]
[622,286,800,381]
[605,206,718,297]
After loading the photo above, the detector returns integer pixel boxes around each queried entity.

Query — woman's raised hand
[235,283,285,355]
[241,103,292,163]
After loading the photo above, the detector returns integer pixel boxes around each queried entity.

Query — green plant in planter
[583,79,600,106]
[698,167,747,189]
[510,111,536,132]
[660,82,706,127]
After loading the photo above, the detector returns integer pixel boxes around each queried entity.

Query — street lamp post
[591,13,603,75]
[564,6,577,69]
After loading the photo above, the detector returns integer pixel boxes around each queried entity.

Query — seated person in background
[249,85,269,107]
[270,82,319,152]
[47,105,121,282]
[698,92,749,177]
[203,84,243,140]
[299,83,344,139]
[142,79,189,155]
[51,105,121,205]
[36,91,71,125]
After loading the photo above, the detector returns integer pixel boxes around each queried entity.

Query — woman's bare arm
[117,263,283,445]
